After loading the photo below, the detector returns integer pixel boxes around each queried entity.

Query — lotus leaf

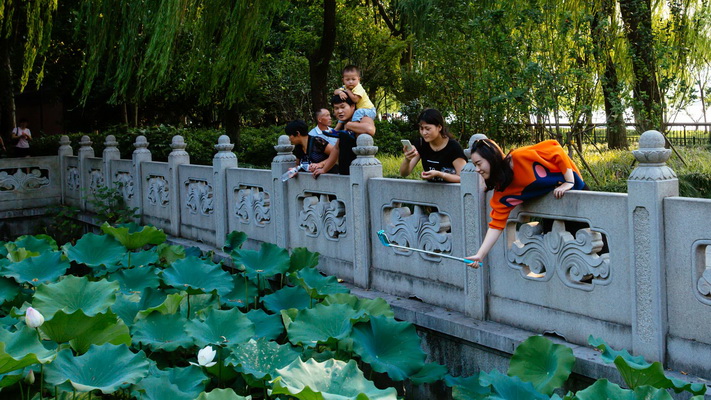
[101,222,167,250]
[223,231,247,254]
[262,285,312,313]
[409,362,449,385]
[14,234,58,253]
[0,326,55,374]
[0,369,24,390]
[232,242,290,280]
[119,249,160,268]
[185,308,255,347]
[4,243,39,262]
[32,276,119,318]
[478,369,549,400]
[0,242,6,257]
[138,364,207,398]
[185,246,203,258]
[507,335,575,395]
[44,344,149,393]
[289,247,320,273]
[132,312,192,351]
[350,315,427,381]
[156,243,186,265]
[63,233,126,268]
[220,276,258,309]
[574,379,670,400]
[136,293,185,319]
[287,303,361,348]
[280,308,299,331]
[588,336,647,365]
[272,358,398,400]
[108,266,161,294]
[196,388,250,400]
[39,310,130,353]
[111,289,167,326]
[162,256,233,295]
[133,377,193,400]
[293,267,349,299]
[181,293,221,320]
[228,338,300,381]
[3,250,70,286]
[322,293,394,318]
[449,374,491,400]
[0,277,19,305]
[246,309,284,340]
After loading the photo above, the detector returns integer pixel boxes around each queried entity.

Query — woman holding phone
[399,108,467,183]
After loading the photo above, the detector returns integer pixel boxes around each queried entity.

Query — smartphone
[401,139,414,152]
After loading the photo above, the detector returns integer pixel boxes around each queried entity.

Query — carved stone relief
[507,220,610,291]
[382,203,451,262]
[67,167,80,191]
[89,169,104,194]
[147,176,169,207]
[0,168,50,191]
[235,185,271,226]
[114,171,134,200]
[298,193,346,240]
[696,244,711,303]
[185,179,213,215]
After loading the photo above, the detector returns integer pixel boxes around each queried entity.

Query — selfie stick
[376,230,482,266]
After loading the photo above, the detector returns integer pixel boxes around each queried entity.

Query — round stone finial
[79,135,92,147]
[59,135,71,146]
[465,134,488,158]
[353,134,378,158]
[104,135,118,147]
[278,135,291,146]
[134,135,149,149]
[171,135,187,150]
[632,130,671,164]
[274,135,295,155]
[214,135,236,160]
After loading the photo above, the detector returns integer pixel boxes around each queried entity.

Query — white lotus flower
[25,307,44,328]
[190,345,217,367]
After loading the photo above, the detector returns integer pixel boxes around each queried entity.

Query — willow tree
[76,0,279,141]
[0,0,57,135]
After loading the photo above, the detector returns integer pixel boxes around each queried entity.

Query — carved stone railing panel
[695,244,711,304]
[0,168,50,191]
[507,220,610,291]
[147,175,169,207]
[383,202,451,262]
[185,179,213,215]
[235,185,271,227]
[298,193,346,240]
[89,169,104,194]
[67,166,80,192]
[114,171,134,200]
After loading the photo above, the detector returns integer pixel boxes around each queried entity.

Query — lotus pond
[0,224,706,399]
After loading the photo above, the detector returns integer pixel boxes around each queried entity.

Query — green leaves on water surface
[131,312,193,352]
[286,303,361,347]
[162,256,233,295]
[44,344,149,393]
[262,285,312,313]
[101,222,167,250]
[32,276,119,318]
[232,242,290,280]
[40,310,131,354]
[63,233,125,269]
[507,335,575,395]
[132,364,207,400]
[228,338,300,381]
[185,308,255,347]
[289,247,320,273]
[3,250,70,286]
[272,358,398,400]
[574,379,673,400]
[0,326,55,374]
[223,231,247,255]
[292,267,349,299]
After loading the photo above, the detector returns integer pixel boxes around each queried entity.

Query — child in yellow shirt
[333,65,376,129]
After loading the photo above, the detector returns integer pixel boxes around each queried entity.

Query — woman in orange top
[465,139,586,267]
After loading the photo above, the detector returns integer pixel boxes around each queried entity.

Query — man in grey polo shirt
[308,108,339,146]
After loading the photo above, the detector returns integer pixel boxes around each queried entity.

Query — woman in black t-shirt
[399,109,467,183]
[286,120,338,174]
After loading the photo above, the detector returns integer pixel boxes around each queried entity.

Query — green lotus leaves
[120,249,159,268]
[409,362,449,385]
[232,242,290,280]
[246,309,284,341]
[289,247,320,273]
[136,293,186,320]
[111,289,168,326]
[109,266,161,294]
[322,293,394,318]
[162,256,233,295]
[588,336,647,365]
[263,285,312,313]
[293,267,349,299]
[574,379,674,400]
[220,276,258,309]
[478,369,550,400]
[136,365,207,399]
[0,326,56,374]
[156,243,186,265]
[32,276,119,318]
[350,315,427,381]
[14,234,58,253]
[0,369,25,390]
[196,388,249,400]
[40,310,131,353]
[5,243,39,262]
[0,277,19,304]
[185,308,255,347]
[223,231,247,254]
[272,358,398,400]
[449,374,492,400]
[228,338,300,381]
[45,344,149,393]
[133,376,194,400]
[131,312,193,351]
[287,303,360,347]
[3,251,70,286]
[63,233,126,269]
[101,222,167,250]
[507,335,575,395]
[181,293,221,320]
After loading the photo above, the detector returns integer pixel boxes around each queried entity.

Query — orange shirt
[489,140,584,230]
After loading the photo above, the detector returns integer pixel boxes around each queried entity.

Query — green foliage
[87,184,139,225]
[507,335,575,395]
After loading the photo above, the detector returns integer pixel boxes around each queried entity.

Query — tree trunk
[308,0,336,113]
[0,36,17,142]
[618,0,662,132]
[224,103,240,151]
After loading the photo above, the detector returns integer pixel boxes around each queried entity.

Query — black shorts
[14,147,31,157]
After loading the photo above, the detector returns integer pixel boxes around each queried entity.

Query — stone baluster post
[58,136,73,204]
[168,136,190,236]
[460,134,489,319]
[103,135,121,190]
[213,135,238,248]
[271,135,296,248]
[132,136,152,220]
[627,130,678,363]
[78,135,95,211]
[350,134,383,289]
